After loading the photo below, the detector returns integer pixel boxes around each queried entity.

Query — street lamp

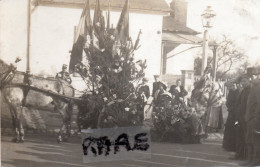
[209,41,218,81]
[200,6,216,75]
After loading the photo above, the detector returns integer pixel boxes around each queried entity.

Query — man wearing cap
[136,78,150,119]
[245,67,260,166]
[56,64,72,84]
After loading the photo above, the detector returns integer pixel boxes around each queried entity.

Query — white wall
[0,1,163,81]
[0,0,28,68]
[166,44,198,75]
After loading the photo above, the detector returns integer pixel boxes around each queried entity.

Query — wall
[0,2,164,130]
[166,44,198,75]
[0,2,163,82]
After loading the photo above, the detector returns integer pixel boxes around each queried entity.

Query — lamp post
[209,41,218,81]
[200,6,216,75]
[26,0,31,74]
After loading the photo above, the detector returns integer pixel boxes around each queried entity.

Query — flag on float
[85,0,93,38]
[106,0,111,30]
[93,0,105,48]
[116,0,129,44]
[69,0,92,73]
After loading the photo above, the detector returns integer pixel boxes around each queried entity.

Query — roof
[37,0,170,15]
[163,16,199,34]
[162,32,203,45]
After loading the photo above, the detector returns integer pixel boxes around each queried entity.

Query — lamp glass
[201,6,216,28]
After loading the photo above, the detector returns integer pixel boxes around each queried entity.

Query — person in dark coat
[233,74,251,160]
[245,69,260,166]
[153,81,167,106]
[136,77,150,99]
[152,75,166,97]
[223,82,240,152]
[169,79,188,102]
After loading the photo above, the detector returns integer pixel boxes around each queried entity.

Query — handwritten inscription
[81,126,151,163]
[82,133,149,156]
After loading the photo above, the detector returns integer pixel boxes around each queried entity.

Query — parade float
[71,0,147,129]
[0,0,214,144]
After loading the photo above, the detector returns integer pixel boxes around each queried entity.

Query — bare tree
[194,34,248,79]
[236,60,250,74]
[215,35,247,78]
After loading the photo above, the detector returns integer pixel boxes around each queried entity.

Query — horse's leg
[57,122,66,143]
[12,105,25,143]
[52,100,64,143]
[57,107,66,143]
[54,100,71,143]
[60,102,72,142]
[64,102,73,141]
[9,107,17,141]
[76,109,82,133]
[8,103,20,142]
[12,107,24,143]
[17,106,25,142]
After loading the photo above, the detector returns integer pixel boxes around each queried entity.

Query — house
[1,0,201,92]
[160,0,203,92]
[0,0,169,78]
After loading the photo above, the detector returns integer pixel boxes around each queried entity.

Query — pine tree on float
[69,0,147,128]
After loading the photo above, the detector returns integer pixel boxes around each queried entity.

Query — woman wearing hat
[136,77,150,99]
[153,81,167,106]
[232,74,251,160]
[169,79,188,103]
[223,82,240,152]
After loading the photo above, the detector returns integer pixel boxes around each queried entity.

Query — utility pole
[201,29,208,75]
[212,44,218,81]
[26,0,31,74]
[200,6,216,75]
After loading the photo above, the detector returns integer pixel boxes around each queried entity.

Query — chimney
[170,0,188,26]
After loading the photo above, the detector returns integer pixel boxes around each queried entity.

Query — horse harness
[0,65,16,90]
[22,73,31,106]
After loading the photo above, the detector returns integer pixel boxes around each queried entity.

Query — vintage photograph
[1,0,260,166]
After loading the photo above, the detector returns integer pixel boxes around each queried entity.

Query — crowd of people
[223,67,260,166]
[56,64,259,158]
[152,75,188,105]
[143,75,206,143]
[56,64,210,143]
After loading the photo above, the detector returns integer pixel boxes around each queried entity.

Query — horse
[0,59,75,143]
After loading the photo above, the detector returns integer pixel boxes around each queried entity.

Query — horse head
[0,57,21,72]
[0,59,11,72]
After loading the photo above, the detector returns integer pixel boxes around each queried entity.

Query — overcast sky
[166,0,260,65]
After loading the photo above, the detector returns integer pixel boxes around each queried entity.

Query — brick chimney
[170,0,188,26]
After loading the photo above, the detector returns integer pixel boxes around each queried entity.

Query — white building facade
[0,0,169,81]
